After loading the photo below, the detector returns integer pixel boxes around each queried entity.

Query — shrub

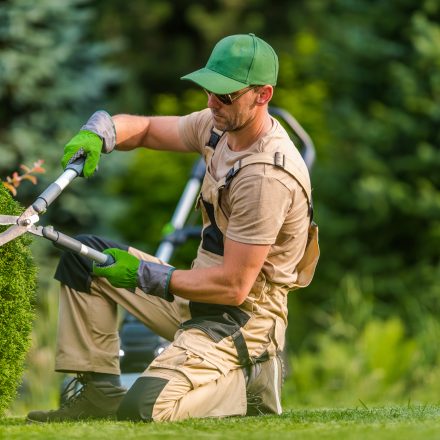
[284,316,418,407]
[0,185,36,416]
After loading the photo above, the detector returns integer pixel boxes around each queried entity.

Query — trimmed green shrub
[0,185,36,416]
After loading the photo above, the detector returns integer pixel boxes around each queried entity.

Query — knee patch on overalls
[54,234,128,293]
[117,376,169,422]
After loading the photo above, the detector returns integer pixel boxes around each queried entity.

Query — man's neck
[227,113,273,152]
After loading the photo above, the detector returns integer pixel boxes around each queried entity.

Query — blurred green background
[0,0,439,414]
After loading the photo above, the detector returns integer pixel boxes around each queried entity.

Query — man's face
[205,86,260,132]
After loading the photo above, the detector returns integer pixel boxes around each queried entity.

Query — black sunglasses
[204,85,257,105]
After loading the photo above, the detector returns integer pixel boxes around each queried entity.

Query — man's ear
[255,85,273,105]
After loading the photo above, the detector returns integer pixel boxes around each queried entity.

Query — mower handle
[269,106,316,171]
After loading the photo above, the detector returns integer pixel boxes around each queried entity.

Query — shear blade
[0,225,28,246]
[19,205,39,222]
[0,215,19,225]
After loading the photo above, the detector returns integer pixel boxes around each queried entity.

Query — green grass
[2,406,440,440]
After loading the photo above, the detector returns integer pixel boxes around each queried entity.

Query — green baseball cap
[181,33,278,94]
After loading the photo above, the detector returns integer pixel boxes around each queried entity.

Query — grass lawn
[2,406,440,440]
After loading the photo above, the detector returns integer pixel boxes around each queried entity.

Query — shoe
[27,373,127,423]
[246,353,284,416]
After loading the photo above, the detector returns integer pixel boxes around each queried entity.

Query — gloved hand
[61,110,116,178]
[62,130,103,178]
[93,248,175,302]
[93,248,140,289]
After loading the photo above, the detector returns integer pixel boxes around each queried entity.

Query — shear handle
[32,156,86,214]
[42,226,114,266]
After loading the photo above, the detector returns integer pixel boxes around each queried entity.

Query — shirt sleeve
[226,173,292,245]
[178,108,213,154]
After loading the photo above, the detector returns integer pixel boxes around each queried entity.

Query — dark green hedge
[0,185,36,416]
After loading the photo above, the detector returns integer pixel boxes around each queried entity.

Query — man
[27,33,319,423]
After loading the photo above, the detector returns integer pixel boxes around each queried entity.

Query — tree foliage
[294,0,440,339]
[0,186,36,417]
[0,0,123,234]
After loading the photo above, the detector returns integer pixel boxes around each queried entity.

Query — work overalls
[54,129,319,422]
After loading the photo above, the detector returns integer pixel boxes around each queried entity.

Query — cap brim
[181,68,248,94]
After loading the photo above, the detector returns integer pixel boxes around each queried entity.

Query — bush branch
[1,160,46,196]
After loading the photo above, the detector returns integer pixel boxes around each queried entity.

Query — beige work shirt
[178,108,311,288]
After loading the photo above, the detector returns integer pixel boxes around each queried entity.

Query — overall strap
[206,127,225,148]
[225,152,312,200]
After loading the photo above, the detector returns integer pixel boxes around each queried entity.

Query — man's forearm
[112,114,151,151]
[169,265,250,306]
[168,240,269,306]
[112,114,188,152]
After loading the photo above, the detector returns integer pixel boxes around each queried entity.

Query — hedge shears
[0,155,113,265]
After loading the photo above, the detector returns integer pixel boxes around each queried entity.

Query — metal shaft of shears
[41,226,113,265]
[28,156,85,215]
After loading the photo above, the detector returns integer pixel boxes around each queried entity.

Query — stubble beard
[211,110,246,133]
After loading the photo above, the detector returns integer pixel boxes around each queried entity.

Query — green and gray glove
[92,248,175,302]
[61,110,116,178]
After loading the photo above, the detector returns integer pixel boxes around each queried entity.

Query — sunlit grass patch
[2,406,440,440]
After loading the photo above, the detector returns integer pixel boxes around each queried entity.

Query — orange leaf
[2,182,17,196]
[11,172,21,186]
[22,174,37,184]
[6,175,21,187]
[32,160,45,173]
